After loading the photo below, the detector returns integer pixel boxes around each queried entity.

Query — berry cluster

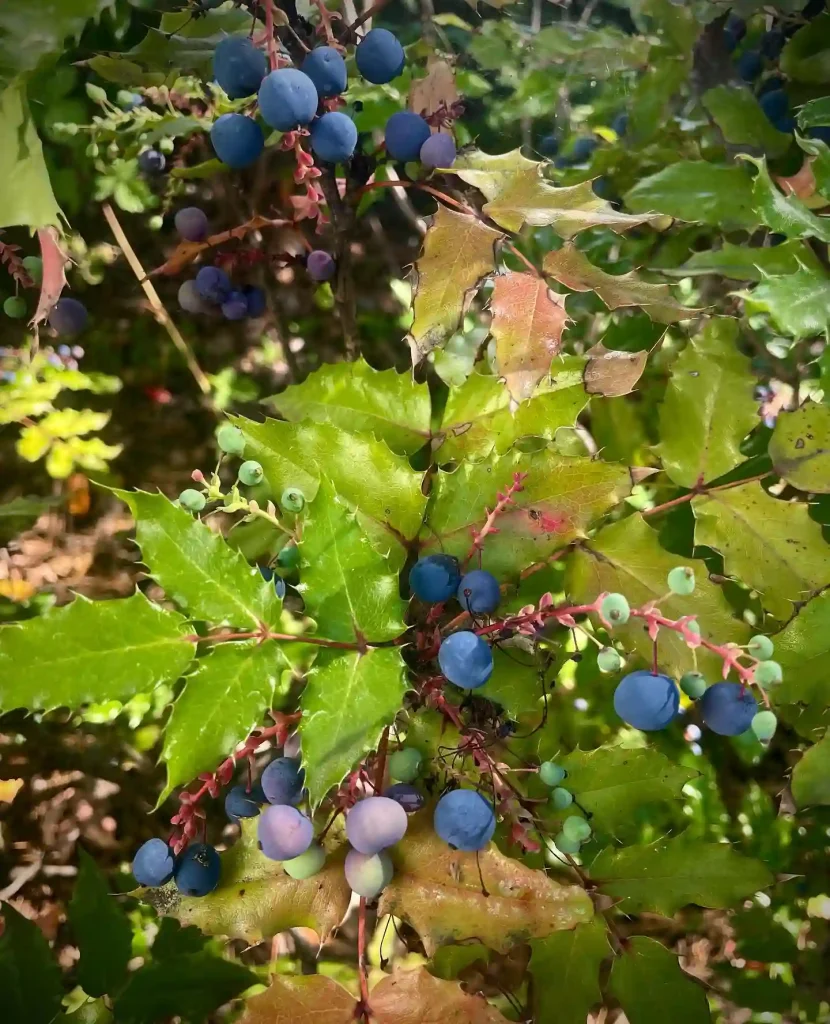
[0,250,89,336]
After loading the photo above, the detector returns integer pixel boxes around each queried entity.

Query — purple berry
[420,133,456,169]
[178,280,211,314]
[260,756,305,805]
[195,266,232,304]
[384,783,425,813]
[175,207,209,242]
[221,290,249,321]
[307,250,336,282]
[48,298,88,336]
[258,804,314,860]
[345,796,408,854]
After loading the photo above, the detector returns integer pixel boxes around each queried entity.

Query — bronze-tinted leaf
[583,343,649,397]
[370,967,512,1023]
[238,974,356,1024]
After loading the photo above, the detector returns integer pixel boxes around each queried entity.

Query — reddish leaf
[371,967,512,1023]
[238,974,356,1024]
[409,59,460,121]
[32,227,67,327]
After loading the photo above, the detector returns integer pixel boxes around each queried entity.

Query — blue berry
[570,137,597,163]
[438,631,493,689]
[258,805,313,861]
[310,111,358,163]
[808,125,830,144]
[384,111,431,162]
[195,266,232,304]
[420,133,456,169]
[434,789,495,851]
[302,46,348,97]
[48,298,88,336]
[409,554,460,603]
[761,28,785,59]
[306,250,336,282]
[355,28,405,84]
[175,207,209,242]
[260,756,305,805]
[456,569,500,615]
[384,783,425,813]
[346,796,408,854]
[132,838,175,887]
[210,113,264,168]
[760,89,790,124]
[700,682,758,736]
[613,670,679,731]
[178,280,211,314]
[212,36,267,99]
[258,69,318,131]
[225,784,262,823]
[243,285,266,318]
[138,149,165,174]
[259,564,286,598]
[611,112,628,136]
[221,290,249,321]
[174,843,221,897]
[736,50,763,83]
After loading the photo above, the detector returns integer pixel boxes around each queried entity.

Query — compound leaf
[0,903,63,1024]
[529,917,610,1024]
[608,936,711,1024]
[69,849,132,998]
[769,402,830,493]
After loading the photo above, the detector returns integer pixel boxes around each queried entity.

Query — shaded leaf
[608,936,711,1024]
[379,810,593,955]
[567,514,748,677]
[740,266,830,338]
[0,903,63,1024]
[409,205,502,359]
[69,849,131,998]
[657,318,757,488]
[127,7,251,78]
[799,96,830,129]
[769,402,830,493]
[483,647,544,721]
[420,450,631,579]
[268,358,431,457]
[692,483,830,620]
[239,974,356,1024]
[625,162,759,229]
[489,271,569,401]
[559,746,698,834]
[0,82,62,230]
[0,592,195,713]
[663,239,823,281]
[773,591,830,739]
[592,837,773,915]
[796,133,830,198]
[301,647,406,807]
[583,344,649,397]
[544,243,696,323]
[791,729,830,807]
[529,917,610,1024]
[780,12,830,83]
[702,85,792,157]
[531,22,650,73]
[741,155,830,243]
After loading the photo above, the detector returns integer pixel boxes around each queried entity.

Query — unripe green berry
[159,137,175,153]
[748,635,774,661]
[22,256,43,283]
[281,487,305,513]
[562,815,592,843]
[217,423,245,456]
[755,660,782,687]
[600,593,630,626]
[680,671,707,700]
[283,844,325,879]
[539,761,567,787]
[667,566,695,596]
[597,646,622,674]
[238,460,264,486]
[179,488,206,512]
[388,747,422,783]
[550,787,573,810]
[277,543,300,570]
[751,710,777,742]
[3,296,27,319]
[554,831,581,854]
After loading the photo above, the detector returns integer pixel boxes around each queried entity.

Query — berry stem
[348,0,392,35]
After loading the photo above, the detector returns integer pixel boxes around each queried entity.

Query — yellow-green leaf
[741,154,830,244]
[769,402,830,494]
[0,82,62,229]
[791,729,830,807]
[772,591,830,739]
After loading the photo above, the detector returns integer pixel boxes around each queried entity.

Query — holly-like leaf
[420,449,632,579]
[625,162,759,229]
[567,514,748,677]
[740,266,830,338]
[238,974,356,1024]
[268,358,431,457]
[409,205,503,359]
[234,417,426,548]
[664,239,823,281]
[797,133,830,197]
[299,479,407,643]
[772,591,830,739]
[437,367,588,462]
[769,402,830,493]
[300,647,406,808]
[121,491,283,630]
[161,640,297,798]
[559,746,698,834]
[799,96,830,129]
[657,318,757,488]
[702,85,792,157]
[692,483,830,620]
[484,647,544,721]
[528,917,610,1024]
[591,836,773,915]
[608,936,712,1024]
[0,82,62,230]
[156,818,351,943]
[489,271,569,401]
[583,344,649,397]
[742,155,830,243]
[0,591,195,714]
[791,729,830,807]
[780,12,830,83]
[0,903,63,1024]
[544,244,696,323]
[127,7,251,79]
[378,810,593,955]
[68,849,132,998]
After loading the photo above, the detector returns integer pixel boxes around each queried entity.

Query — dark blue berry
[456,569,500,615]
[213,36,267,100]
[258,69,318,131]
[132,838,175,887]
[225,784,262,823]
[310,111,358,163]
[384,783,425,813]
[48,298,88,336]
[700,682,758,736]
[243,285,266,318]
[138,149,166,174]
[355,28,405,85]
[261,756,305,805]
[438,631,493,689]
[302,46,348,98]
[195,266,232,304]
[613,670,679,731]
[221,290,249,321]
[409,554,460,603]
[384,111,431,162]
[175,207,209,242]
[174,843,221,897]
[736,50,763,83]
[210,113,264,168]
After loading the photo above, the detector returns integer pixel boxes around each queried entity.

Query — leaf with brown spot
[544,244,698,324]
[370,967,512,1024]
[409,59,459,119]
[583,343,649,397]
[769,401,830,494]
[238,974,356,1024]
[378,811,593,956]
[489,272,569,401]
[409,206,503,359]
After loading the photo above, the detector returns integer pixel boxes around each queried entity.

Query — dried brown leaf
[238,974,356,1024]
[584,343,649,397]
[371,968,512,1023]
[409,59,459,119]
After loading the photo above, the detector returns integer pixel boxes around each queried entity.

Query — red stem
[642,472,772,518]
[463,471,527,569]
[264,0,279,70]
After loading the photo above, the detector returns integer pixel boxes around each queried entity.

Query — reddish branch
[642,471,772,517]
[264,0,279,69]
[463,471,528,568]
[0,234,34,289]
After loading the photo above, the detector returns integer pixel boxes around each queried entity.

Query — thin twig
[642,471,772,517]
[357,897,371,1016]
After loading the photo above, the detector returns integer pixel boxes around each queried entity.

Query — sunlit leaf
[769,402,830,493]
[625,162,759,229]
[739,266,830,338]
[741,155,830,244]
[0,82,62,229]
[791,729,830,807]
[772,591,830,739]
[608,936,712,1024]
[663,239,823,281]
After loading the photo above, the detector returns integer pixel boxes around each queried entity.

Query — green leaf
[772,591,830,739]
[161,640,296,798]
[420,450,631,578]
[592,836,773,915]
[657,318,757,488]
[529,918,611,1024]
[301,647,406,807]
[741,155,830,243]
[127,7,251,79]
[559,746,698,834]
[769,402,830,494]
[112,953,256,1024]
[120,491,283,629]
[663,239,823,282]
[791,729,830,807]
[531,23,650,73]
[268,358,431,457]
[482,647,543,720]
[567,514,748,677]
[624,163,759,229]
[780,12,830,83]
[702,85,792,157]
[740,265,830,338]
[798,96,830,129]
[0,903,63,1024]
[437,366,588,462]
[628,52,693,143]
[299,479,407,643]
[234,417,426,550]
[692,483,830,620]
[0,592,195,713]
[68,849,132,998]
[608,936,711,1024]
[0,82,62,229]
